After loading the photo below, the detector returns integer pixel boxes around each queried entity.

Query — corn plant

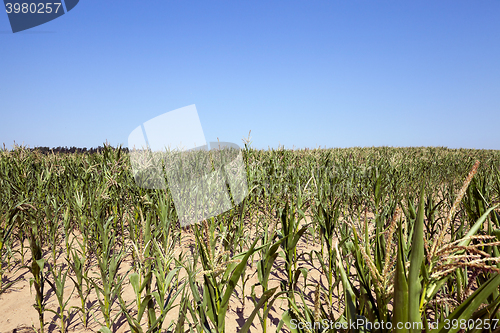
[277,200,309,307]
[67,248,91,327]
[90,216,128,329]
[26,214,48,333]
[150,241,184,332]
[46,263,74,333]
[187,219,262,333]
[3,143,500,332]
[251,233,286,333]
[0,204,19,294]
[279,283,333,333]
[312,198,340,315]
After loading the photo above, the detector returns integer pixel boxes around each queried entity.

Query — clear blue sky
[1,1,499,150]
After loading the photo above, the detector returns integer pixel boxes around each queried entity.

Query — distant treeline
[4,145,130,155]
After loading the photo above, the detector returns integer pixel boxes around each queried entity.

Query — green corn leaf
[239,287,278,333]
[458,204,499,248]
[36,259,46,271]
[129,273,140,295]
[393,223,408,332]
[119,297,143,333]
[408,187,425,332]
[335,242,357,332]
[203,275,218,326]
[431,273,500,333]
[138,295,152,323]
[289,225,309,252]
[164,267,181,288]
[98,327,113,333]
[281,310,302,333]
[219,238,259,324]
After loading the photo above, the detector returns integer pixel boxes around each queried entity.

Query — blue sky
[1,0,499,150]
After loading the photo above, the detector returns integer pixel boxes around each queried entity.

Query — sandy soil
[0,216,332,333]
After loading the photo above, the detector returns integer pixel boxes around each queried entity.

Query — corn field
[1,144,500,333]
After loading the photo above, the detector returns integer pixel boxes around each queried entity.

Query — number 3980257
[5,3,62,14]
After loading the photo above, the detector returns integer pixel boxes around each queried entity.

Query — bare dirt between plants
[0,215,340,333]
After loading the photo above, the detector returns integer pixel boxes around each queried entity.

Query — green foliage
[1,145,500,332]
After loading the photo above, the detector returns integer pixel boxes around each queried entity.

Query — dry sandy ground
[0,219,334,333]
